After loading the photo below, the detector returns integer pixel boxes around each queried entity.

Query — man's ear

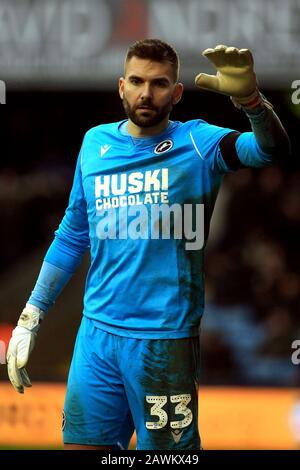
[119,77,125,100]
[173,82,184,105]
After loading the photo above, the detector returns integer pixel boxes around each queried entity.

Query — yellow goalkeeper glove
[195,44,263,109]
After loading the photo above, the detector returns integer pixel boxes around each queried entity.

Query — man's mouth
[137,105,155,110]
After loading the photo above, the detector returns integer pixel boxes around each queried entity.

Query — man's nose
[140,83,152,100]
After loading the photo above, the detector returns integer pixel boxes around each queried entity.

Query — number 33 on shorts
[145,394,194,444]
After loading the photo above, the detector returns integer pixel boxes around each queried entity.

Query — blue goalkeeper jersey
[43,118,273,339]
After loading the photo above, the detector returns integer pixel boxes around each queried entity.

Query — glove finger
[7,355,24,394]
[224,46,242,67]
[225,46,239,54]
[238,48,254,67]
[202,45,228,68]
[20,368,32,388]
[16,333,33,369]
[215,44,228,51]
[195,73,221,92]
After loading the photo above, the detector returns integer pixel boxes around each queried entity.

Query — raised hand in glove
[195,44,263,109]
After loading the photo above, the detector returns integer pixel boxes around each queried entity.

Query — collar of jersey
[117,119,180,148]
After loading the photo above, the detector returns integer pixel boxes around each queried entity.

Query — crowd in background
[203,166,300,385]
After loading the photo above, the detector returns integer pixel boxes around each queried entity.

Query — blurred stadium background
[1,0,300,450]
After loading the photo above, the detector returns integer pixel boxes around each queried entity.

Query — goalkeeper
[7,40,290,450]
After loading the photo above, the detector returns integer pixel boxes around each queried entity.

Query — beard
[122,95,173,128]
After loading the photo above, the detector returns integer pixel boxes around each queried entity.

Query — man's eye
[155,81,168,88]
[130,78,141,85]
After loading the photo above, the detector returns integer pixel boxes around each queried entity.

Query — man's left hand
[195,44,261,107]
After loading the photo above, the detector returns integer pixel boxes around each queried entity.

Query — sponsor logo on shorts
[171,428,183,444]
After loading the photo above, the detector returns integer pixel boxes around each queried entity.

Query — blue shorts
[63,316,201,450]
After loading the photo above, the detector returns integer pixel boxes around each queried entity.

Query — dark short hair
[125,38,180,82]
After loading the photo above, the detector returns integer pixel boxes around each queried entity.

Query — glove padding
[7,305,44,393]
[195,44,262,108]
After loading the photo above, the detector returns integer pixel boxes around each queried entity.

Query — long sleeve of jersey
[215,104,291,173]
[245,104,291,157]
[28,144,90,312]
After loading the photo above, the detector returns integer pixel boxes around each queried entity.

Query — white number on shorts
[170,394,192,429]
[145,394,192,430]
[146,396,168,429]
